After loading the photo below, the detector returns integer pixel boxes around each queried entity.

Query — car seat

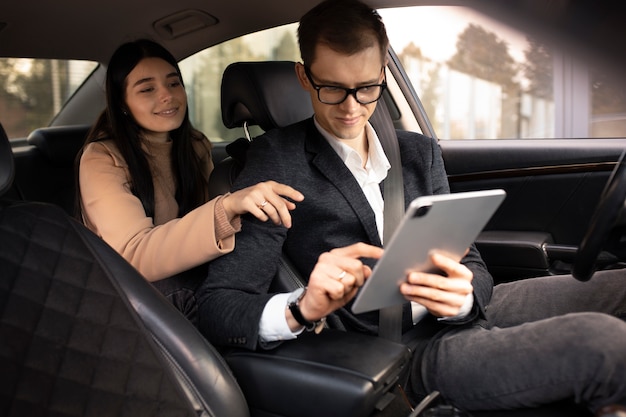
[208,60,314,199]
[0,121,249,417]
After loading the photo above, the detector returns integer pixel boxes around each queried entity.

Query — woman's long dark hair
[75,39,208,220]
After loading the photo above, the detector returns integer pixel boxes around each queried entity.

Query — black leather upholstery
[0,122,249,417]
[221,61,313,132]
[209,61,314,199]
[26,124,90,165]
[0,123,14,196]
[10,124,91,215]
[227,330,411,417]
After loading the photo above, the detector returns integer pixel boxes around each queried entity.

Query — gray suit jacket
[197,118,493,350]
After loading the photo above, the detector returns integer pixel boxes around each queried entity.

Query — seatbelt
[370,95,405,343]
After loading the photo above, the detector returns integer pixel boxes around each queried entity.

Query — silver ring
[337,270,347,281]
[258,200,268,210]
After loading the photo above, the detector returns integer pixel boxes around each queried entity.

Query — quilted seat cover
[0,201,196,417]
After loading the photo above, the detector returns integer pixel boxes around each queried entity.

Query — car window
[179,23,300,143]
[179,6,626,142]
[379,6,626,139]
[0,58,98,138]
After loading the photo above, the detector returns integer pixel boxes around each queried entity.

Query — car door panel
[439,138,626,282]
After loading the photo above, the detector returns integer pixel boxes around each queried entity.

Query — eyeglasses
[304,66,386,105]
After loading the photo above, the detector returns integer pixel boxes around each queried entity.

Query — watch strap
[288,288,325,332]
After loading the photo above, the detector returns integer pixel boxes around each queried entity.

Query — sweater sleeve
[79,141,236,281]
[214,193,242,243]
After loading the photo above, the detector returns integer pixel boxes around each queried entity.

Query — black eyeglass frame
[304,66,387,105]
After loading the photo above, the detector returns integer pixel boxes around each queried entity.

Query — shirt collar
[313,117,390,182]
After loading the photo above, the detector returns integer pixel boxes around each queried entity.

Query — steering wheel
[573,151,626,281]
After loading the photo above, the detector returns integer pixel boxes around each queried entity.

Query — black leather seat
[209,61,314,198]
[9,125,91,215]
[0,122,249,417]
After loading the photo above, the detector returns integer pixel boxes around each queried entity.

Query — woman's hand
[400,251,474,318]
[222,181,304,228]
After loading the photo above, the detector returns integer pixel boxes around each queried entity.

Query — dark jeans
[415,268,626,413]
[151,263,208,326]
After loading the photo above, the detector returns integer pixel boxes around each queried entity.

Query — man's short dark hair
[298,0,389,67]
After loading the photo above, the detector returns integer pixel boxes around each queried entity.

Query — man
[197,0,626,412]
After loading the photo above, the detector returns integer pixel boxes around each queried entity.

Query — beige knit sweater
[79,137,240,281]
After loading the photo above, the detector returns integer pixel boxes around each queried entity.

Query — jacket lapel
[304,121,382,246]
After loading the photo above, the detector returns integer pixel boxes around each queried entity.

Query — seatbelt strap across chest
[370,96,405,343]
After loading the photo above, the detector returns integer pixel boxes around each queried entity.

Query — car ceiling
[0,0,303,62]
[0,0,437,63]
[1,0,625,70]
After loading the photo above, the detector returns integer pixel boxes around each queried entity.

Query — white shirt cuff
[259,292,304,344]
[438,293,475,322]
[411,292,474,324]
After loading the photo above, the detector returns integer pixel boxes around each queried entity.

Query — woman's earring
[122,109,128,116]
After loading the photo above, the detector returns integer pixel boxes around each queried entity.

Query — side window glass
[0,59,98,138]
[379,6,626,139]
[179,23,300,143]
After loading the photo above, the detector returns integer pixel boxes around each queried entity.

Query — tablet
[351,189,506,314]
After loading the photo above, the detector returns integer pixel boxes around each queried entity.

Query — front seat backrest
[208,61,313,199]
[0,122,249,417]
[221,60,313,132]
[213,60,397,197]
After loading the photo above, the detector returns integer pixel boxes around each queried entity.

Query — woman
[77,39,303,322]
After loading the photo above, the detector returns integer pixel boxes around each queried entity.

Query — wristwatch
[287,287,326,333]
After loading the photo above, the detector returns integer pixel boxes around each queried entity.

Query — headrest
[27,124,90,165]
[221,61,314,132]
[0,123,14,197]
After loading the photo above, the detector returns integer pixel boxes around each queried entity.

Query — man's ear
[294,62,310,90]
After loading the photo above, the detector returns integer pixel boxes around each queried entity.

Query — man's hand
[400,251,474,318]
[286,243,383,331]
